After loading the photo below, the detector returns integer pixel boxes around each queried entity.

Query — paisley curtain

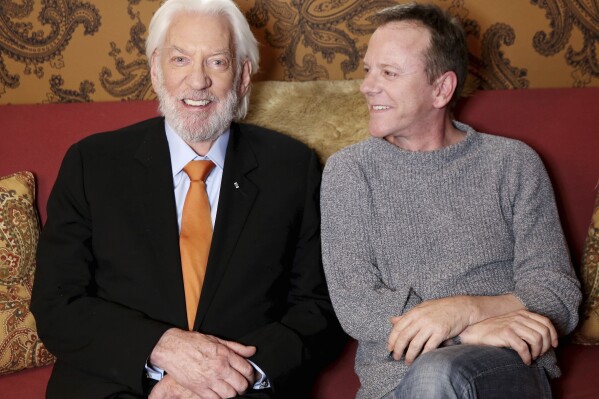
[1,0,597,104]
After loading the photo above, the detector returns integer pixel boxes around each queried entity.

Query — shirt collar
[164,120,229,177]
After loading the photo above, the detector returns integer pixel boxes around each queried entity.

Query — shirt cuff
[248,359,271,389]
[145,360,270,389]
[145,359,270,389]
[145,361,165,381]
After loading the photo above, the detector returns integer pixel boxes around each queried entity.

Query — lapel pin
[234,182,240,189]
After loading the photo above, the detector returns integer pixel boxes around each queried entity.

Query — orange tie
[180,160,215,330]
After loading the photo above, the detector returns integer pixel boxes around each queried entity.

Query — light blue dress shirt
[146,122,269,390]
[166,122,227,228]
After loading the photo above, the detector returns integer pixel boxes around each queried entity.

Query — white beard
[154,72,240,143]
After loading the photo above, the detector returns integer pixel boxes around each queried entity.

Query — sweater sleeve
[508,143,581,335]
[321,151,415,342]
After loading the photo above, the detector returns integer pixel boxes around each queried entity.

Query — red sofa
[1,86,598,398]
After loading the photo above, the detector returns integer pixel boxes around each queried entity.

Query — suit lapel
[196,123,258,328]
[134,120,187,327]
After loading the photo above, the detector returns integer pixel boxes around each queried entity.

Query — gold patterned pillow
[573,190,599,345]
[0,171,55,374]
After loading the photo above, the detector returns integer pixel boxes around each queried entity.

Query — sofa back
[1,83,597,265]
[2,100,160,224]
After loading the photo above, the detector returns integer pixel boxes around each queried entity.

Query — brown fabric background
[1,0,598,105]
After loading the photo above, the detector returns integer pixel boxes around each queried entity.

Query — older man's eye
[170,56,188,65]
[207,57,231,71]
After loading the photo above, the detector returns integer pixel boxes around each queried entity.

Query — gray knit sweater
[321,122,581,399]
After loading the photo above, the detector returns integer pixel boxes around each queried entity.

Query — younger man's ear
[433,71,457,109]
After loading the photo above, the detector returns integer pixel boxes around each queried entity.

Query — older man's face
[151,12,247,143]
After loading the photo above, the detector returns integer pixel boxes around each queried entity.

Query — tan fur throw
[245,80,369,164]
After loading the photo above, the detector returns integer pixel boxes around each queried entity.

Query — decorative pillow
[246,80,370,164]
[573,189,599,345]
[0,171,55,374]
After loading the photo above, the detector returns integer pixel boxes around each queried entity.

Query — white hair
[146,0,259,119]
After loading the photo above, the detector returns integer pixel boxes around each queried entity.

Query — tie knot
[184,160,215,182]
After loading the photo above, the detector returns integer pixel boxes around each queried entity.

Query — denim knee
[396,347,472,398]
[392,345,552,399]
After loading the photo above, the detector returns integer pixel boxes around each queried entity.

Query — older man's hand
[149,374,203,399]
[149,328,256,399]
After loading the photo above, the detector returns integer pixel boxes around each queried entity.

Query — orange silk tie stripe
[180,160,215,330]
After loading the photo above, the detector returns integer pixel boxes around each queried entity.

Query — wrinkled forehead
[163,11,235,55]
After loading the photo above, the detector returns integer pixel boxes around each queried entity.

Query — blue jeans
[382,345,553,399]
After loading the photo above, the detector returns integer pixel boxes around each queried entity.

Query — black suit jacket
[31,118,342,398]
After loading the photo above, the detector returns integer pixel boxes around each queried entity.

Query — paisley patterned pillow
[573,189,599,345]
[0,171,55,374]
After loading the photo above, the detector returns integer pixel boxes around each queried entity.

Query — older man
[321,3,581,399]
[31,1,340,398]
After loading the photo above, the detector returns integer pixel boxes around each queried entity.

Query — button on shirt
[146,122,269,390]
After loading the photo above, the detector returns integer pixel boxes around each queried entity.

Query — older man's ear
[238,59,252,98]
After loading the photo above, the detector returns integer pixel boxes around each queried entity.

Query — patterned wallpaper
[1,0,598,104]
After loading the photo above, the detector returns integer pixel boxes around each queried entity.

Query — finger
[148,381,164,399]
[155,375,212,399]
[205,346,252,392]
[403,330,433,365]
[223,364,252,394]
[387,320,401,351]
[421,331,447,355]
[390,324,418,361]
[150,376,176,399]
[511,314,553,358]
[225,351,255,383]
[505,332,532,365]
[516,325,544,360]
[495,315,541,362]
[218,338,256,358]
[525,323,550,359]
[387,315,413,352]
[208,379,241,399]
[194,388,220,399]
[524,312,558,347]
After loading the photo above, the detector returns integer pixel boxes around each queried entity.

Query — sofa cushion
[246,80,369,164]
[0,172,55,374]
[573,190,599,345]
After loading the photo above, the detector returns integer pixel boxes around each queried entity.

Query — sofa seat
[2,343,598,398]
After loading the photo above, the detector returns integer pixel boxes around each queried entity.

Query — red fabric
[311,340,360,398]
[552,344,599,399]
[1,88,598,398]
[0,365,52,398]
[2,100,159,224]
